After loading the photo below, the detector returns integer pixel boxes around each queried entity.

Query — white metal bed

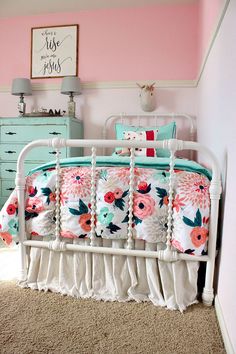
[15,135,221,310]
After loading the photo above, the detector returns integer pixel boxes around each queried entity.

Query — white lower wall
[197,0,236,351]
[0,86,197,139]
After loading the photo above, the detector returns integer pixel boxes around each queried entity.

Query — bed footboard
[15,138,222,306]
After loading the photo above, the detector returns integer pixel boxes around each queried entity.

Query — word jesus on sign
[31,25,78,79]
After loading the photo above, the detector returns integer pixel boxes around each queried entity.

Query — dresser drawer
[0,162,40,179]
[0,162,17,177]
[1,125,67,142]
[2,180,15,197]
[0,197,9,211]
[0,144,67,161]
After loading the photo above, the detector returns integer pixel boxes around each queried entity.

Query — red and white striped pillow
[122,130,158,157]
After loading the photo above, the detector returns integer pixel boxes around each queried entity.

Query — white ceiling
[0,0,197,19]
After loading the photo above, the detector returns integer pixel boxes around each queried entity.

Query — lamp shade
[61,77,81,95]
[11,78,32,96]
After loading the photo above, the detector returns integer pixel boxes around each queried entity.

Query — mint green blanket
[29,156,211,179]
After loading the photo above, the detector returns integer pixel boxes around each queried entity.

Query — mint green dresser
[0,116,83,209]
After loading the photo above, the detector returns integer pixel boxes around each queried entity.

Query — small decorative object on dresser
[0,116,83,209]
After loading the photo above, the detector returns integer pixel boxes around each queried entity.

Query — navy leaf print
[183,216,195,227]
[29,186,38,197]
[184,249,195,254]
[122,190,129,198]
[114,198,125,211]
[106,222,121,234]
[78,199,89,215]
[41,187,53,205]
[69,208,81,216]
[156,187,167,198]
[133,215,142,225]
[25,210,38,220]
[122,213,129,223]
[41,187,51,196]
[70,199,89,216]
[194,209,202,227]
[156,187,168,207]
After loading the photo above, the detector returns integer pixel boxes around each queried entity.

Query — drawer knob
[5,150,16,154]
[5,132,16,135]
[49,151,61,155]
[5,169,16,173]
[6,188,14,191]
[49,132,62,135]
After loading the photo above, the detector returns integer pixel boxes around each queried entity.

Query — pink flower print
[31,231,39,237]
[60,191,69,206]
[79,213,92,232]
[11,197,18,209]
[133,193,155,220]
[178,173,210,209]
[104,192,115,204]
[138,181,148,191]
[6,204,16,215]
[25,172,40,188]
[110,168,132,184]
[28,186,37,197]
[190,227,208,248]
[109,167,152,185]
[61,230,77,239]
[61,167,92,199]
[0,232,13,246]
[171,239,184,253]
[114,188,123,199]
[25,197,44,213]
[173,194,185,212]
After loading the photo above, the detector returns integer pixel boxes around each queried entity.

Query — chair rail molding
[0,80,196,92]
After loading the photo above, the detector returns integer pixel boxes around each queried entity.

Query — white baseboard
[215,295,235,354]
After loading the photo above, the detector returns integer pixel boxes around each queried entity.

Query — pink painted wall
[0,4,199,85]
[197,0,236,351]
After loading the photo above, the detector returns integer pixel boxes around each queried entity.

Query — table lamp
[61,76,81,117]
[11,78,32,116]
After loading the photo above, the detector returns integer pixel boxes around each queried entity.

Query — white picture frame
[31,24,78,79]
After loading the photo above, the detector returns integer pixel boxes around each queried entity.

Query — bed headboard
[102,113,196,158]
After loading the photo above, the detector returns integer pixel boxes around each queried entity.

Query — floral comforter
[0,157,211,256]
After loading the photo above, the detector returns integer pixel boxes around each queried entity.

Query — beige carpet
[0,282,225,354]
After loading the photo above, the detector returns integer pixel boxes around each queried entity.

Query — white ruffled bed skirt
[20,237,199,312]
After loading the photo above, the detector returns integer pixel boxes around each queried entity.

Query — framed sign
[31,24,78,79]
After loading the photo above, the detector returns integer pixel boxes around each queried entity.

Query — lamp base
[68,101,75,117]
[18,102,26,116]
